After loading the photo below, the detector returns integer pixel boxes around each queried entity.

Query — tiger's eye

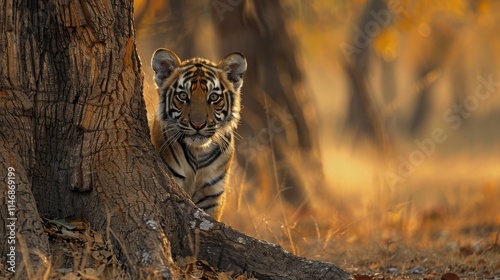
[209,93,220,102]
[178,92,188,101]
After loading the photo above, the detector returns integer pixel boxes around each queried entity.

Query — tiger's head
[151,49,247,148]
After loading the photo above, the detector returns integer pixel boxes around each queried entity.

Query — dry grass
[219,139,500,279]
[3,177,497,278]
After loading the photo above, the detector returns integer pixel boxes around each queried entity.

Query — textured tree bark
[0,0,350,279]
[0,89,49,278]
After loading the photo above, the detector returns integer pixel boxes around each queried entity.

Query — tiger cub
[151,49,247,220]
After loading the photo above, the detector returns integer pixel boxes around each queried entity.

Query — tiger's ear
[151,49,181,87]
[219,52,247,91]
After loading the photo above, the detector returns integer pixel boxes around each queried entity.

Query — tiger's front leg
[190,150,233,220]
[192,176,228,220]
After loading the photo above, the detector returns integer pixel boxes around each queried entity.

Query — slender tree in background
[211,0,325,209]
[408,24,453,135]
[0,0,349,279]
[343,0,389,154]
[135,0,200,61]
[407,2,491,135]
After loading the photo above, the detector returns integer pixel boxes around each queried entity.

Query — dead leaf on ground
[441,272,459,280]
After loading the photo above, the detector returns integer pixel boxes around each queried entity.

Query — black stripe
[217,133,232,153]
[170,106,181,113]
[227,89,233,119]
[194,190,224,205]
[198,146,219,161]
[166,165,185,180]
[205,71,216,80]
[179,140,198,171]
[183,67,196,79]
[190,81,197,91]
[203,173,226,188]
[198,148,222,169]
[219,109,228,121]
[168,93,181,119]
[168,144,181,166]
[160,90,168,121]
[225,133,232,143]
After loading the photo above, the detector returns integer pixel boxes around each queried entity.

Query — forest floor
[221,148,500,280]
[222,186,500,280]
[1,151,499,280]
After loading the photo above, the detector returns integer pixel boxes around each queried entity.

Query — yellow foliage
[393,0,473,31]
[373,27,399,61]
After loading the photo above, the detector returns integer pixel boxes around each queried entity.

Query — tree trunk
[211,0,325,209]
[342,0,388,154]
[0,0,350,279]
[408,24,454,136]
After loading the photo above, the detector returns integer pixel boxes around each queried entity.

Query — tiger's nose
[190,120,206,130]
